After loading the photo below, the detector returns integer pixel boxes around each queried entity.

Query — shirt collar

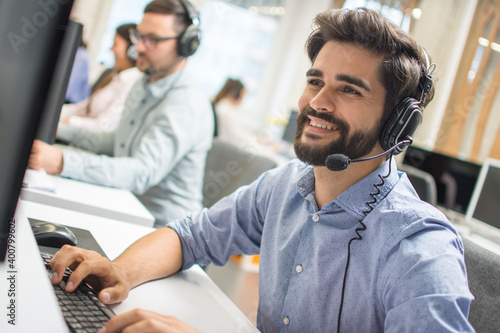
[335,158,399,220]
[296,158,400,220]
[143,70,184,99]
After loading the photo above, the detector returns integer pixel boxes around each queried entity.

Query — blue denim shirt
[169,159,474,332]
[59,70,213,227]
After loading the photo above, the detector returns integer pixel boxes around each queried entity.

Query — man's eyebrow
[306,69,371,92]
[306,68,323,77]
[336,74,371,92]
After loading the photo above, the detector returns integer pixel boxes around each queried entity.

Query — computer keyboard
[41,252,114,333]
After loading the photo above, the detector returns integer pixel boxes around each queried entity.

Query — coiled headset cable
[336,155,394,332]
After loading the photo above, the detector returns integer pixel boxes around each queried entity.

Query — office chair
[203,139,278,208]
[400,164,438,206]
[462,235,500,332]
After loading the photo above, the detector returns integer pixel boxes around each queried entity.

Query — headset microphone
[325,138,412,171]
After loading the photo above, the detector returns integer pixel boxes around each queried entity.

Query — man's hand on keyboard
[97,309,200,333]
[49,245,132,305]
[50,245,201,333]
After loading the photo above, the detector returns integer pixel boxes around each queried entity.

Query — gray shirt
[58,69,213,227]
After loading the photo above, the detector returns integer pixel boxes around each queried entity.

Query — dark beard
[293,107,381,166]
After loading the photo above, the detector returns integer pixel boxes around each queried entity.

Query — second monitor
[36,20,83,145]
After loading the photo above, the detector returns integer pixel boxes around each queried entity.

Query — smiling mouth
[310,119,334,130]
[307,116,338,131]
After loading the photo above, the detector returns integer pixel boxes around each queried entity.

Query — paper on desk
[22,169,57,193]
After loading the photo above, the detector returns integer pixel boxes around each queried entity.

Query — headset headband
[178,0,199,25]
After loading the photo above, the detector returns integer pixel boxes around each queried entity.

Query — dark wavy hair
[144,0,191,34]
[305,8,435,122]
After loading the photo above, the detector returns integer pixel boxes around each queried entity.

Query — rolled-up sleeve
[168,169,274,269]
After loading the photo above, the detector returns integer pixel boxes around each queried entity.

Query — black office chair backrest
[203,139,278,208]
[462,235,500,332]
[400,164,437,206]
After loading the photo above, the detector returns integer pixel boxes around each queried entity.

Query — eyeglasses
[129,29,179,50]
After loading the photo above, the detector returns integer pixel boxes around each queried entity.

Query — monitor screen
[36,20,83,145]
[403,146,481,213]
[466,158,500,229]
[282,110,298,144]
[0,0,75,261]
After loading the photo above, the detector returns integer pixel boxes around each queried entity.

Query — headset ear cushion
[127,44,138,61]
[177,24,201,57]
[380,97,423,154]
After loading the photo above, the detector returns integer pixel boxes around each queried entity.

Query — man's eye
[344,86,360,95]
[307,79,322,87]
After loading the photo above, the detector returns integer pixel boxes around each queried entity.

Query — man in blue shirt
[49,8,474,332]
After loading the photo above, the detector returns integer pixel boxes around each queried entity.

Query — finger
[30,140,39,152]
[31,140,43,153]
[28,146,40,169]
[50,246,100,286]
[49,245,84,284]
[122,313,198,333]
[99,284,129,304]
[102,308,153,333]
[66,256,112,292]
[121,317,170,333]
[102,309,193,333]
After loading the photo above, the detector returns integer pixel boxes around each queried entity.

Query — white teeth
[310,120,333,130]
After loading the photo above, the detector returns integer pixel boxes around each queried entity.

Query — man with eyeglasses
[29,0,214,228]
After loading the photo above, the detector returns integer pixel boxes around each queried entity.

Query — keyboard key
[40,252,115,333]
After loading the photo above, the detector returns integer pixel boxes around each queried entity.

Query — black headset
[336,49,435,333]
[177,0,201,57]
[379,51,434,155]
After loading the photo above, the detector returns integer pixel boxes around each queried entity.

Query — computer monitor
[466,158,500,229]
[36,20,83,145]
[282,110,298,144]
[0,0,75,261]
[403,146,481,213]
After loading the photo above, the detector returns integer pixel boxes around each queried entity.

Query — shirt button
[312,214,320,222]
[120,143,125,148]
[283,317,290,325]
[296,265,303,273]
[130,120,135,125]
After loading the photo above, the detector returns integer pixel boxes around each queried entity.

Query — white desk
[21,169,155,227]
[0,200,258,333]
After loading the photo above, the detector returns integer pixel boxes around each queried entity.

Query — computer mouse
[31,221,78,248]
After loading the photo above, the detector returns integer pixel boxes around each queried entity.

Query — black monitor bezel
[0,0,75,261]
